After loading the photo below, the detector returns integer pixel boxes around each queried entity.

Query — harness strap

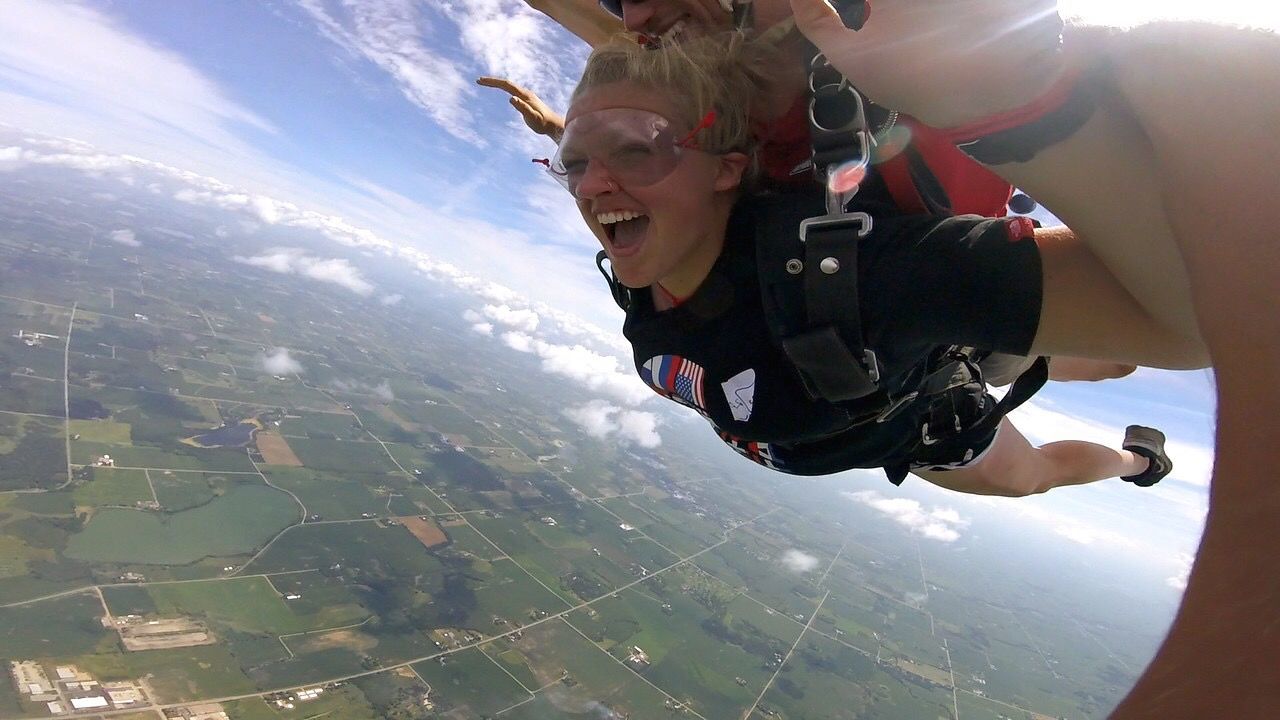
[884,354,1049,484]
[596,250,630,311]
[876,152,927,214]
[991,355,1049,419]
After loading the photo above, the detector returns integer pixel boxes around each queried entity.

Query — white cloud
[564,402,616,439]
[483,304,540,333]
[380,293,403,306]
[0,1,275,182]
[260,348,304,375]
[292,0,482,144]
[301,256,375,295]
[108,228,140,247]
[293,0,583,146]
[502,331,534,353]
[780,549,819,573]
[563,401,660,448]
[615,410,660,448]
[372,380,395,402]
[233,248,374,296]
[844,490,969,542]
[331,378,393,401]
[471,322,494,336]
[1052,524,1132,546]
[1167,552,1195,590]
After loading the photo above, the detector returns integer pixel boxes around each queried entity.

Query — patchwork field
[65,484,299,564]
[400,515,447,548]
[255,430,302,466]
[0,178,1166,720]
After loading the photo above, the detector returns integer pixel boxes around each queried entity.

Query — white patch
[722,369,756,422]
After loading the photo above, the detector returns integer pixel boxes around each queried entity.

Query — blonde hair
[572,32,783,158]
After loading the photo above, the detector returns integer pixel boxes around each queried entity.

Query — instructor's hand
[788,0,1069,128]
[476,76,566,141]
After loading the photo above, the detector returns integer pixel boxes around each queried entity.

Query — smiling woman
[559,33,1193,500]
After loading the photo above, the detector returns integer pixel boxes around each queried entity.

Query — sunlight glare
[1062,0,1280,29]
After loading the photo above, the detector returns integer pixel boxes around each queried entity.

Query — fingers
[475,76,530,100]
[788,0,850,48]
[510,97,539,120]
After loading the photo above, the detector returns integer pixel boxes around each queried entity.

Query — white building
[69,696,109,710]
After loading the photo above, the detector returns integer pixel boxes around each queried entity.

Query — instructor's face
[617,0,732,41]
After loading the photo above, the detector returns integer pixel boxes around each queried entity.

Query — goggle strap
[676,110,717,150]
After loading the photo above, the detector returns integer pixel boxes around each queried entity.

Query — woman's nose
[573,159,618,198]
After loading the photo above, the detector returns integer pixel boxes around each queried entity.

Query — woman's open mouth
[597,210,650,256]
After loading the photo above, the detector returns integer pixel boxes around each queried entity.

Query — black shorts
[859,213,1044,376]
[905,381,1003,475]
[880,374,1004,485]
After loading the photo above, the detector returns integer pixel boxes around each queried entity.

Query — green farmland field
[70,439,255,472]
[413,647,530,717]
[0,591,115,659]
[262,468,393,520]
[143,574,367,635]
[64,484,299,564]
[72,467,153,507]
[285,437,397,474]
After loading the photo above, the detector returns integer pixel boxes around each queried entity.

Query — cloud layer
[292,0,580,145]
[844,490,970,542]
[563,401,659,448]
[234,248,374,296]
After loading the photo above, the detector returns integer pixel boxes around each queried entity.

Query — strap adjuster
[799,212,873,243]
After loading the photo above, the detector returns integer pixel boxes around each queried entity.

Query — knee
[1098,362,1137,381]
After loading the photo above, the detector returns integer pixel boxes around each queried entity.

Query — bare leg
[981,354,1137,386]
[1047,357,1135,382]
[915,418,1147,497]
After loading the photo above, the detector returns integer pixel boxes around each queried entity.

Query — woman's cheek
[576,200,610,246]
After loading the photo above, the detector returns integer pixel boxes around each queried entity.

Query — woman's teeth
[595,210,645,225]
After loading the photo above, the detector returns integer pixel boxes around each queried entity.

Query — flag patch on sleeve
[641,355,706,413]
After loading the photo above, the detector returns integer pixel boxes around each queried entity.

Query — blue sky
[3,0,1257,594]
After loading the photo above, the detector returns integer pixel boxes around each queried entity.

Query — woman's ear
[713,151,751,193]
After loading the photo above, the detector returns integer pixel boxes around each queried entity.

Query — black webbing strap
[777,210,882,403]
[595,250,630,311]
[991,355,1049,419]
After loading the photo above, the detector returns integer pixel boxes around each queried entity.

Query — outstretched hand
[788,0,1069,128]
[476,76,566,141]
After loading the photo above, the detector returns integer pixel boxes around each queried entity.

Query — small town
[8,661,148,716]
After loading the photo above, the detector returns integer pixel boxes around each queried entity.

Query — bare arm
[524,0,622,47]
[1031,225,1207,369]
[1096,23,1280,718]
[789,5,1280,715]
[476,76,566,141]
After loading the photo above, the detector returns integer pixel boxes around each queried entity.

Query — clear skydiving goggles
[535,108,716,198]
